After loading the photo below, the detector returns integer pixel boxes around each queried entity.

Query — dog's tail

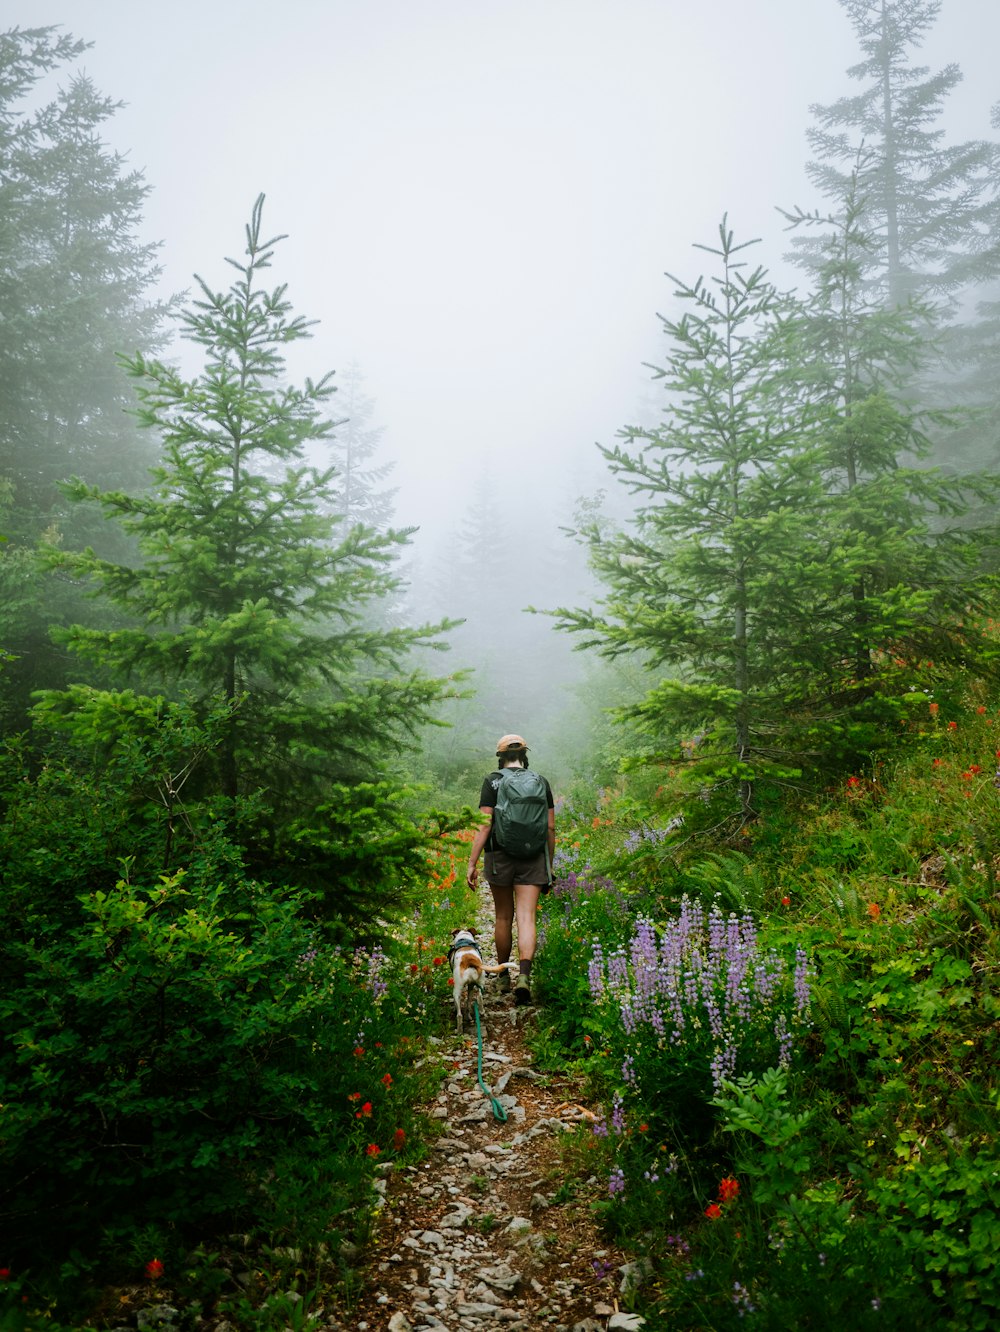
[481,961,519,975]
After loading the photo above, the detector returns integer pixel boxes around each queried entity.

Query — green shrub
[0,867,412,1262]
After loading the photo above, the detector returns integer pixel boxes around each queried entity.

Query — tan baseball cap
[496,734,528,755]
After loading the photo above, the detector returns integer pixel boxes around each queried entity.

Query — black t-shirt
[479,767,554,853]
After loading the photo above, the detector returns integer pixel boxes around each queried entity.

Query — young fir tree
[46,197,456,906]
[553,222,832,823]
[791,0,996,309]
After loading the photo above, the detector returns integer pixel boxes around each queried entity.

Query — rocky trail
[336,991,644,1332]
[331,963,645,1332]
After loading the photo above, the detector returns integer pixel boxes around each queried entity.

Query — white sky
[16,0,1000,552]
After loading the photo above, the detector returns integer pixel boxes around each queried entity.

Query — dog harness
[447,932,482,969]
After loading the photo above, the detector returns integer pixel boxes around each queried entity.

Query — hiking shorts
[485,848,550,890]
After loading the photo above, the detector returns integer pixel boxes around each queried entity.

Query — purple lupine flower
[365,946,388,1000]
[611,1093,626,1135]
[793,947,811,1015]
[588,938,605,1000]
[588,892,813,1090]
[732,1282,757,1316]
[608,1167,625,1196]
[607,947,629,992]
[774,1012,793,1068]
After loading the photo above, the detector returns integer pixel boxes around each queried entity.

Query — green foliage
[711,1068,813,1206]
[30,197,461,922]
[3,869,346,1249]
[865,1146,1000,1330]
[533,683,1000,1329]
[0,839,459,1325]
[0,27,170,530]
[0,28,174,736]
[555,193,998,836]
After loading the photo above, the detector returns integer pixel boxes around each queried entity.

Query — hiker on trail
[466,734,555,1006]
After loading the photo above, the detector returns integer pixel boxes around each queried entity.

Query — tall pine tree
[45,198,457,905]
[785,173,998,699]
[791,0,996,308]
[0,29,172,732]
[554,223,829,822]
[0,30,170,533]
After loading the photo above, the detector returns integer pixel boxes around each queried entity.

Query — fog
[11,0,1000,769]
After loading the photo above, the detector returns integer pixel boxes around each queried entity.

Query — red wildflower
[393,1128,406,1149]
[145,1259,164,1280]
[970,765,981,774]
[705,1203,722,1220]
[781,895,791,907]
[933,758,943,768]
[347,1092,361,1102]
[353,1046,365,1057]
[381,1073,393,1087]
[410,963,419,974]
[976,705,987,714]
[366,1143,381,1158]
[638,1123,648,1132]
[432,956,445,966]
[867,903,881,920]
[947,721,958,731]
[719,1177,740,1204]
[929,702,939,716]
[846,776,860,788]
[360,1101,372,1116]
[447,977,455,986]
[0,1269,10,1281]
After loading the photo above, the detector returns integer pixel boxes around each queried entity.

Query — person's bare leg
[512,883,541,1003]
[490,882,514,964]
[513,883,541,965]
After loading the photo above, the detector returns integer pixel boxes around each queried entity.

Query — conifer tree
[0,30,170,533]
[48,198,455,845]
[324,362,397,530]
[0,29,172,733]
[555,217,998,823]
[785,174,998,694]
[791,0,996,308]
[554,223,829,822]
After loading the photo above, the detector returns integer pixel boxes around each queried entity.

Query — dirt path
[329,977,643,1332]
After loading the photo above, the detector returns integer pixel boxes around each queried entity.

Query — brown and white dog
[448,928,518,1035]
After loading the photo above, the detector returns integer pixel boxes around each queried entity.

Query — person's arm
[467,805,494,887]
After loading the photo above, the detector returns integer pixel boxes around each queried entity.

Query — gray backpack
[493,768,548,856]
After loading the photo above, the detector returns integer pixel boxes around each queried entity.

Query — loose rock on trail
[331,928,642,1332]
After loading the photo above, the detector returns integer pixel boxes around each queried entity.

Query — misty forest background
[2,2,1000,1328]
